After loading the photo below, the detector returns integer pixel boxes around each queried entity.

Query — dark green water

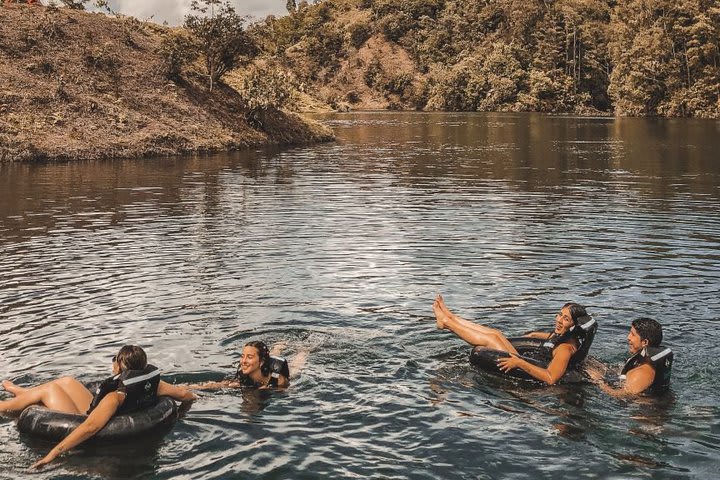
[1,112,719,479]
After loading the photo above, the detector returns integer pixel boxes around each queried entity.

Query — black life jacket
[87,365,160,415]
[620,346,673,395]
[236,356,290,388]
[537,315,598,366]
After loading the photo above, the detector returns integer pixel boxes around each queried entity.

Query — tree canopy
[254,0,719,117]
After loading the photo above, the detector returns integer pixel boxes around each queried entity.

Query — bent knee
[54,376,81,388]
[55,376,76,383]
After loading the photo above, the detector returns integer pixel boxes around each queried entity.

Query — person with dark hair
[189,340,291,391]
[433,294,590,385]
[0,345,197,469]
[587,317,673,396]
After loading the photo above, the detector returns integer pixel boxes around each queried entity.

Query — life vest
[87,365,160,415]
[236,356,290,388]
[620,346,673,395]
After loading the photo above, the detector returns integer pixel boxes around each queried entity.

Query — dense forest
[251,0,720,117]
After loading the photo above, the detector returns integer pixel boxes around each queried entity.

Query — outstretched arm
[587,363,655,397]
[31,392,123,469]
[157,380,199,401]
[496,343,574,385]
[184,379,242,391]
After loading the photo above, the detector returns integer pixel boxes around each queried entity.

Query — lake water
[1,112,719,479]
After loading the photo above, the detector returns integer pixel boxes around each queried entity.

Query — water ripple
[1,112,719,478]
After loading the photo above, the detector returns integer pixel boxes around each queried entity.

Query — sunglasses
[112,355,117,363]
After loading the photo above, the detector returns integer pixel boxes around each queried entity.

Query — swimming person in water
[586,317,673,396]
[0,345,197,469]
[189,341,293,391]
[433,294,588,385]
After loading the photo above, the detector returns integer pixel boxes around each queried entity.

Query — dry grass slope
[0,5,333,162]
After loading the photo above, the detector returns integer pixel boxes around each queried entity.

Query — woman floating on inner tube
[586,317,672,396]
[0,345,197,469]
[433,294,592,385]
[188,341,293,391]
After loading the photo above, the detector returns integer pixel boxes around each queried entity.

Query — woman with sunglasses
[0,345,197,469]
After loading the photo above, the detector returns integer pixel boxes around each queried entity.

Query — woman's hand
[583,358,608,382]
[158,380,198,401]
[585,366,604,382]
[497,355,521,373]
[30,450,59,470]
[30,391,122,470]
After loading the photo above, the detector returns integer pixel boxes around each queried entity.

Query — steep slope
[0,4,333,162]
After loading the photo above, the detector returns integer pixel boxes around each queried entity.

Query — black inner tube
[16,396,178,442]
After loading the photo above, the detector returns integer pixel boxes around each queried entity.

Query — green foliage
[426,42,525,111]
[158,31,198,80]
[363,57,383,88]
[239,63,297,127]
[384,72,413,96]
[305,23,345,70]
[252,0,720,117]
[184,0,257,91]
[608,0,720,117]
[348,21,372,49]
[372,0,445,43]
[371,0,445,22]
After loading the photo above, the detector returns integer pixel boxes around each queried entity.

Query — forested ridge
[255,0,720,118]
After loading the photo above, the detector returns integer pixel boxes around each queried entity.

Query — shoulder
[624,361,655,394]
[628,361,655,376]
[98,390,125,407]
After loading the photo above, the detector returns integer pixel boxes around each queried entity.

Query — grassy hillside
[255,0,720,118]
[0,4,333,162]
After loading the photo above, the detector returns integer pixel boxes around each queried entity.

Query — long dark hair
[562,302,587,325]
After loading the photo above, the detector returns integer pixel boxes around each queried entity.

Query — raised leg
[436,294,499,335]
[433,295,518,354]
[0,377,92,414]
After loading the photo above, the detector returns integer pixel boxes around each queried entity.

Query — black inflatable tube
[470,337,586,384]
[16,396,178,442]
[470,346,547,382]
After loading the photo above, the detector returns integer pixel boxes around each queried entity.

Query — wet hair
[244,341,271,376]
[631,317,663,347]
[115,345,147,372]
[562,302,587,325]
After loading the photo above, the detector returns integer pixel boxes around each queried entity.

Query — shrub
[348,21,371,49]
[364,57,383,87]
[239,64,297,127]
[158,31,198,80]
[184,0,257,91]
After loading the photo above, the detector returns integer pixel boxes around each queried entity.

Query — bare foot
[1,380,24,396]
[432,300,446,330]
[436,294,454,318]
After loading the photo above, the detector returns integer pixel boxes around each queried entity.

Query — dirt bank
[0,4,333,162]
